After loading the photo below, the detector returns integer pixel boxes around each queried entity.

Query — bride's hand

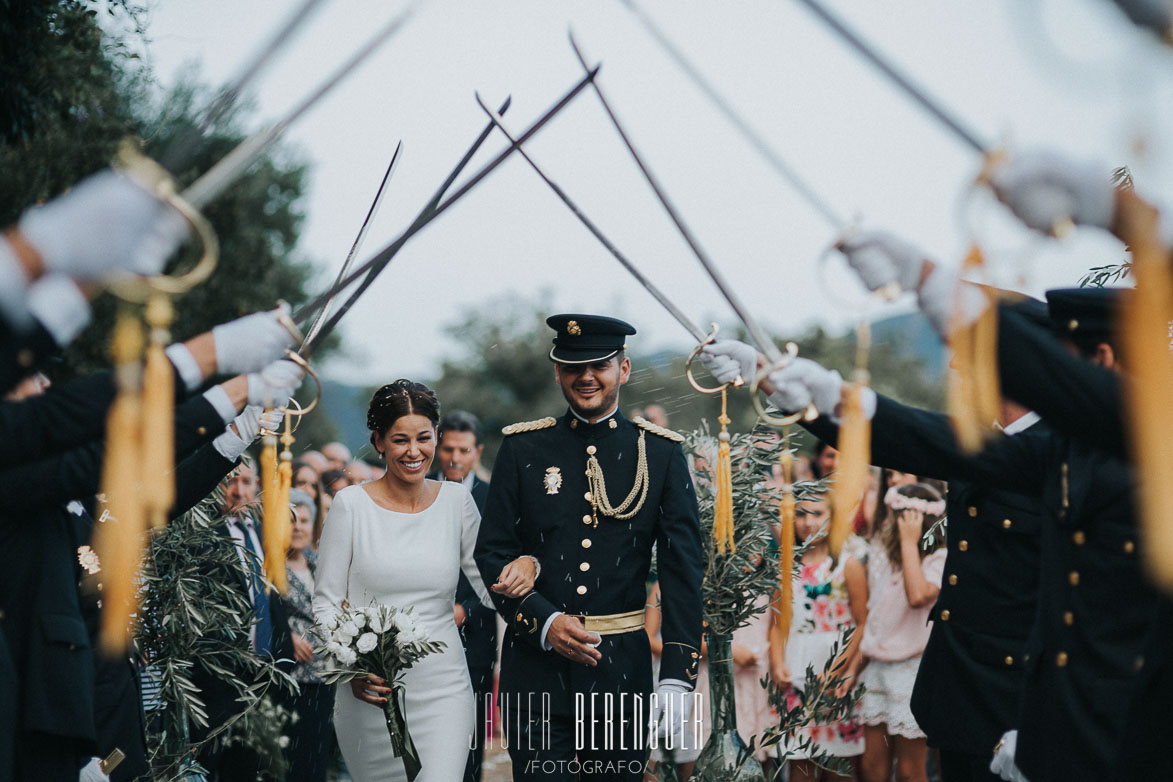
[492,556,536,598]
[350,674,391,707]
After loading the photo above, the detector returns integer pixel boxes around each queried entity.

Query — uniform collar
[564,407,627,439]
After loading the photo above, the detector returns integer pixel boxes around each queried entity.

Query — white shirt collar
[1000,411,1041,436]
[570,404,618,425]
[461,472,476,490]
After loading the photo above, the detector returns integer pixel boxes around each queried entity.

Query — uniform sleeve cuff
[0,237,32,330]
[165,343,204,392]
[202,385,238,425]
[28,274,90,346]
[539,611,562,651]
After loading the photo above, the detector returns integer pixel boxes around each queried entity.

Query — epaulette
[501,417,557,436]
[633,416,685,442]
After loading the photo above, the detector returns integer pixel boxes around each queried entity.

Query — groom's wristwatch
[523,555,541,581]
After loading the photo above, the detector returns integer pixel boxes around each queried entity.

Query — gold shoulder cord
[586,429,649,526]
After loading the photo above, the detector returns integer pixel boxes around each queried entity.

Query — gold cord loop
[586,430,650,527]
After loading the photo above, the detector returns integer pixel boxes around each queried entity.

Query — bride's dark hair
[366,380,441,448]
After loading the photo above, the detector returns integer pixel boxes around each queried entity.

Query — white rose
[278,736,290,748]
[356,632,378,654]
[339,620,359,638]
[368,613,385,634]
[336,646,357,666]
[389,612,406,631]
[326,641,346,661]
[397,626,421,645]
[354,610,369,630]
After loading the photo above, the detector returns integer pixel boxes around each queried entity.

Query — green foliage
[220,695,295,782]
[1079,262,1132,288]
[758,631,864,778]
[684,425,823,636]
[139,486,296,780]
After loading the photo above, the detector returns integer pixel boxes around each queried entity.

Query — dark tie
[233,518,272,655]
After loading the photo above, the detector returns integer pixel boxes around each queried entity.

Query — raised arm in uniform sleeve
[0,392,226,512]
[0,360,195,469]
[804,394,1048,494]
[475,436,559,649]
[996,305,1125,458]
[655,445,704,687]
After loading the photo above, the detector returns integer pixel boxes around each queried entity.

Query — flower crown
[884,486,946,517]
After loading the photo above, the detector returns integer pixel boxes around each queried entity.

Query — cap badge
[567,320,582,336]
[544,466,563,495]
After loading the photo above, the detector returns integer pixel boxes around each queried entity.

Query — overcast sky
[125,0,1173,385]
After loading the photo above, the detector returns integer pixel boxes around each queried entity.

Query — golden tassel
[140,293,175,529]
[96,311,147,654]
[714,388,735,554]
[259,420,282,593]
[264,412,294,594]
[830,322,872,560]
[947,245,1001,452]
[1116,189,1173,591]
[776,438,796,647]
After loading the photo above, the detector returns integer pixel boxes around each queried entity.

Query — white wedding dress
[312,482,489,782]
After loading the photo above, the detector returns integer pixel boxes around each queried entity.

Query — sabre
[297,94,513,350]
[571,34,805,419]
[294,68,600,348]
[569,35,785,364]
[302,140,403,348]
[473,93,706,343]
[792,0,989,155]
[621,0,851,232]
[157,0,329,172]
[183,2,417,210]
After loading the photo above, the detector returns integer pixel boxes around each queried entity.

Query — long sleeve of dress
[312,488,354,630]
[458,487,491,606]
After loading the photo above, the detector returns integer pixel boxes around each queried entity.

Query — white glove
[79,756,110,782]
[989,730,1032,782]
[212,304,298,376]
[246,359,304,408]
[988,150,1116,234]
[650,680,693,743]
[700,340,759,386]
[18,169,188,281]
[765,357,843,417]
[838,230,928,294]
[916,267,991,339]
[213,406,284,461]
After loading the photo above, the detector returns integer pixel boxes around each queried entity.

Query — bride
[312,380,535,782]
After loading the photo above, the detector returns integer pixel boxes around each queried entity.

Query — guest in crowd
[857,483,947,782]
[281,489,334,782]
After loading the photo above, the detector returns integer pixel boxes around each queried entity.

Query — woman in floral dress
[769,493,867,782]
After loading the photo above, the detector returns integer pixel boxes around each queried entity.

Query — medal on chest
[544,466,563,495]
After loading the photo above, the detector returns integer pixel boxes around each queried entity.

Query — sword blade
[792,0,988,155]
[569,33,786,364]
[157,0,329,173]
[622,0,849,231]
[183,2,417,209]
[296,69,598,349]
[474,91,707,343]
[302,139,403,348]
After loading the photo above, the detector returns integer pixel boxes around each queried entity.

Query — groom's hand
[547,615,602,667]
[350,673,391,706]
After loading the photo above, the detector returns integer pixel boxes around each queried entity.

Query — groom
[476,314,704,782]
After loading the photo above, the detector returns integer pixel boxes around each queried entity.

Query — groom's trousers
[503,705,645,782]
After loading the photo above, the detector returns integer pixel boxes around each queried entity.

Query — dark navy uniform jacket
[857,305,1155,782]
[475,410,703,717]
[806,397,1047,758]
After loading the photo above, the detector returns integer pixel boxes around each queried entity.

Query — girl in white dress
[312,380,535,782]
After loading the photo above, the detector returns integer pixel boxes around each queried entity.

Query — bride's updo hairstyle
[366,380,441,450]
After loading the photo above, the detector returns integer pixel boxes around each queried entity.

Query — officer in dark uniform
[786,297,1050,782]
[475,314,703,782]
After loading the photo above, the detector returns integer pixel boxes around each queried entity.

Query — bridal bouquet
[319,601,446,781]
